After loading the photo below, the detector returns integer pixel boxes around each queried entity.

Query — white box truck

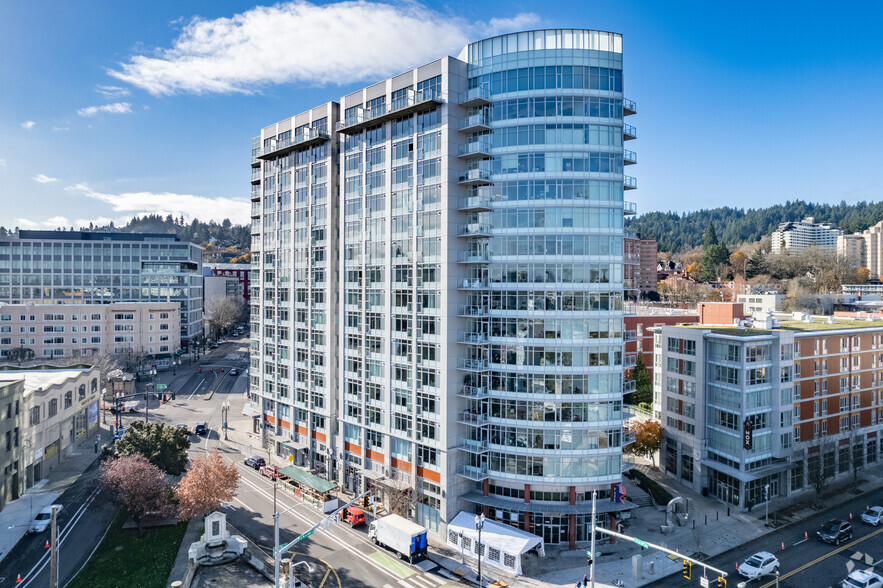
[368,514,428,563]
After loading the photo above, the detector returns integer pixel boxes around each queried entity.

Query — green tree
[115,421,191,475]
[699,222,729,281]
[745,248,767,279]
[626,354,653,406]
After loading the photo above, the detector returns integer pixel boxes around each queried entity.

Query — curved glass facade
[457,29,635,545]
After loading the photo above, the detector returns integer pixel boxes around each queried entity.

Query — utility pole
[49,505,59,588]
[590,491,597,588]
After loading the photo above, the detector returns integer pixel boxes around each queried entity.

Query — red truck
[340,507,366,527]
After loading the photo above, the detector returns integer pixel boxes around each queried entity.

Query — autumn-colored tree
[729,251,746,276]
[685,261,701,277]
[857,267,871,283]
[175,449,240,520]
[624,418,663,468]
[100,454,172,535]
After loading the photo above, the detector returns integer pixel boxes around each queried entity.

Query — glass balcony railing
[458,193,493,211]
[336,89,445,133]
[624,177,638,191]
[459,113,492,132]
[458,139,493,158]
[459,86,492,106]
[259,128,329,159]
[623,124,637,140]
[623,149,637,165]
[458,223,492,237]
[623,98,637,115]
[458,168,492,185]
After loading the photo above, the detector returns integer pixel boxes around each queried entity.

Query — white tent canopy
[446,511,544,576]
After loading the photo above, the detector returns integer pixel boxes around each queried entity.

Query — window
[64,391,72,409]
[667,337,678,353]
[683,340,696,356]
[48,399,58,418]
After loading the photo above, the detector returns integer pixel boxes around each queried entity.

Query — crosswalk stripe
[396,580,417,588]
[384,584,397,588]
[423,573,447,586]
[408,576,435,588]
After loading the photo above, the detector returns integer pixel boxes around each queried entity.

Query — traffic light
[682,560,691,580]
[586,553,593,566]
[363,495,370,508]
[198,367,202,372]
[210,368,214,372]
[221,367,225,372]
[717,576,726,588]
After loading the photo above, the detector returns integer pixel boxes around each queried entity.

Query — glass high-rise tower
[251,29,636,547]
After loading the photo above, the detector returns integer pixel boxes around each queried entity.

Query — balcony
[623,98,637,116]
[624,352,637,368]
[458,193,493,212]
[457,411,488,426]
[622,428,636,447]
[624,330,637,342]
[251,169,261,184]
[459,87,492,107]
[458,168,493,186]
[457,385,490,399]
[458,332,488,344]
[336,90,445,134]
[458,464,490,481]
[460,439,489,454]
[623,124,637,141]
[457,305,488,317]
[459,113,492,133]
[457,358,489,372]
[623,379,637,394]
[458,223,492,237]
[457,278,488,290]
[458,139,493,159]
[623,149,637,165]
[457,251,490,263]
[624,177,637,191]
[258,128,329,160]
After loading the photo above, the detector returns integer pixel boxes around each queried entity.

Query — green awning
[278,465,338,494]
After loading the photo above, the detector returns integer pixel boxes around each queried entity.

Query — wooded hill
[627,200,883,252]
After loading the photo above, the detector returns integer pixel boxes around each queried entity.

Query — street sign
[156,384,167,390]
[296,529,314,542]
[633,538,649,549]
[700,577,710,588]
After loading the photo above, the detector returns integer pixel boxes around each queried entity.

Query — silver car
[30,504,63,533]
[861,506,883,526]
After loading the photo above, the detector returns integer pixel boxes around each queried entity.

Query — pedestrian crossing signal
[717,576,726,588]
[682,560,691,579]
[363,495,370,508]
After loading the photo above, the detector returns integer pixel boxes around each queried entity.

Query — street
[647,488,883,588]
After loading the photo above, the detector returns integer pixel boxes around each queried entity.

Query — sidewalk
[0,423,111,563]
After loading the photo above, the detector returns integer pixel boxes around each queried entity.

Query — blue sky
[1,0,882,230]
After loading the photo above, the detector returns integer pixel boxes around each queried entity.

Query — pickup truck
[368,514,427,563]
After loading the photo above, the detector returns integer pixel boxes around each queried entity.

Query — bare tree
[205,295,244,338]
[849,428,864,493]
[806,439,836,504]
[382,481,416,518]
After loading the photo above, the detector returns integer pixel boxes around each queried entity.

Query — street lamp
[474,513,486,588]
[221,402,230,440]
[288,561,314,587]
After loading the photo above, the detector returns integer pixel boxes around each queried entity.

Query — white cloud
[33,174,58,183]
[76,102,132,117]
[21,120,36,129]
[0,159,6,168]
[52,127,70,132]
[65,183,248,224]
[107,1,539,95]
[95,84,130,98]
[14,216,72,230]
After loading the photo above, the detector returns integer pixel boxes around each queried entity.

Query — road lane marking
[409,575,439,588]
[759,525,883,588]
[318,568,332,588]
[19,486,101,588]
[188,378,206,399]
[369,550,416,578]
[228,458,406,584]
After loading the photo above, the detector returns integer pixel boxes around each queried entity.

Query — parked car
[244,456,266,469]
[30,505,63,533]
[842,570,883,588]
[175,424,190,435]
[194,422,208,436]
[818,519,853,545]
[259,465,280,479]
[738,551,779,579]
[113,427,126,440]
[861,506,883,526]
[340,507,367,527]
[229,368,239,376]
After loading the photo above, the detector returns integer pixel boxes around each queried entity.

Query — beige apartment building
[0,366,101,505]
[0,302,180,367]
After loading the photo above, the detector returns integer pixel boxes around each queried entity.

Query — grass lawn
[68,511,188,588]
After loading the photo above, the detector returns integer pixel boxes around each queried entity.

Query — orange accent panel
[344,442,362,454]
[417,467,441,483]
[280,419,291,430]
[368,450,384,463]
[391,458,412,473]
[296,426,308,435]
[264,414,276,425]
[312,431,327,443]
